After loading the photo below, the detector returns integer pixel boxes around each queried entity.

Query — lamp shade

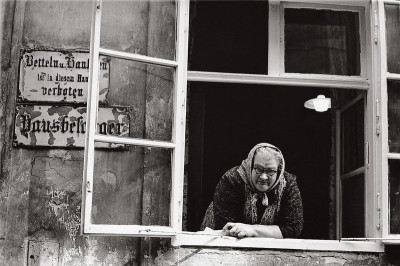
[304,95,331,112]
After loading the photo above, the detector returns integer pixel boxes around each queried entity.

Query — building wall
[0,0,395,265]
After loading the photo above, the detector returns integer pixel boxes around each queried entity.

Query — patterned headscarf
[237,143,287,225]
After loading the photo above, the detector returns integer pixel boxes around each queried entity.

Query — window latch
[377,193,381,230]
[87,181,91,193]
[376,98,380,136]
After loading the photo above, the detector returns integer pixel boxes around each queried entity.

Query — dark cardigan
[212,167,304,238]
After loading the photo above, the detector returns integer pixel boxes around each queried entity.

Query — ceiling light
[304,95,331,112]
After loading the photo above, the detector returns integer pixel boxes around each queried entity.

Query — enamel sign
[18,51,110,103]
[14,105,130,148]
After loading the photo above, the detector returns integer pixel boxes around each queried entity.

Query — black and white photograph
[0,0,399,265]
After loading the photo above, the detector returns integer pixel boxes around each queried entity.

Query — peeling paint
[48,150,72,160]
[99,172,117,187]
[28,240,60,266]
[47,189,80,243]
[322,257,347,265]
[62,245,82,264]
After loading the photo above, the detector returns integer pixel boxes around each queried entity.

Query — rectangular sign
[14,105,129,148]
[18,51,109,103]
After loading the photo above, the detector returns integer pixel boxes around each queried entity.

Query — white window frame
[380,0,400,244]
[269,0,367,79]
[176,0,383,252]
[81,0,190,237]
[82,0,385,252]
[336,94,367,239]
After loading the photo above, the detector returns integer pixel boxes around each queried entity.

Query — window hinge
[377,193,381,230]
[376,98,380,136]
[365,142,370,169]
[181,96,186,125]
[374,9,379,44]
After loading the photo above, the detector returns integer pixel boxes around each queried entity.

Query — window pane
[98,56,174,142]
[341,174,365,238]
[389,159,400,234]
[388,80,400,153]
[92,143,172,226]
[285,8,360,75]
[101,0,176,61]
[385,4,400,74]
[341,98,364,174]
[189,1,269,74]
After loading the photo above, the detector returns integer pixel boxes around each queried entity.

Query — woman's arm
[223,222,283,239]
[213,169,244,229]
[276,173,304,238]
[221,173,303,239]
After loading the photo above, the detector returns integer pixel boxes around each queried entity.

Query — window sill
[172,233,384,253]
[382,239,400,245]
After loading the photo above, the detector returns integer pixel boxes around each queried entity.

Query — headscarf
[237,143,287,225]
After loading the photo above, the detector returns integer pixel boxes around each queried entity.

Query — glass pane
[389,159,400,234]
[341,98,364,174]
[101,0,176,61]
[189,1,269,74]
[97,56,174,142]
[388,80,400,153]
[385,4,400,74]
[342,174,365,238]
[285,8,360,75]
[92,143,172,226]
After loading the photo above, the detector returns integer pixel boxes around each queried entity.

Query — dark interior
[187,83,332,239]
[187,1,334,239]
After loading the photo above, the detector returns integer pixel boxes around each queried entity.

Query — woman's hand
[222,222,256,239]
[222,222,284,239]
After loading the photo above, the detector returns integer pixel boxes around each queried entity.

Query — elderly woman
[201,143,303,239]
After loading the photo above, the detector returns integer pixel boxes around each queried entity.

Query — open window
[382,0,400,243]
[81,0,189,236]
[82,0,385,252]
[182,0,381,251]
[337,94,366,239]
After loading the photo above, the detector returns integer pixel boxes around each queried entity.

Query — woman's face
[251,149,279,192]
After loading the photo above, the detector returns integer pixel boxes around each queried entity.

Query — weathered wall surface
[1,0,156,265]
[0,0,396,265]
[156,248,381,266]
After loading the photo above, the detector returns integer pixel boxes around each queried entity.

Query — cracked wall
[155,248,381,266]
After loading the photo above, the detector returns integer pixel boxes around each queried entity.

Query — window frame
[336,94,367,239]
[176,0,382,252]
[81,0,386,252]
[81,0,190,237]
[380,0,400,244]
[269,0,367,79]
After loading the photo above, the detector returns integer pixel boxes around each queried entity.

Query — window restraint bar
[99,47,179,68]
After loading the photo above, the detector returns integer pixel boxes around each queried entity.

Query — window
[82,0,385,252]
[284,7,361,75]
[268,1,366,78]
[81,0,189,236]
[338,94,366,238]
[382,0,400,243]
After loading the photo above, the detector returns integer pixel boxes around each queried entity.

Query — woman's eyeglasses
[253,165,277,177]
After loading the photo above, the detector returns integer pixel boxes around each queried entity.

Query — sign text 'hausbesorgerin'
[14,105,130,148]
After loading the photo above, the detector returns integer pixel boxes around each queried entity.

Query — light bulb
[313,95,330,112]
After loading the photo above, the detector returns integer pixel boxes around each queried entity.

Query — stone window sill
[172,233,384,253]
